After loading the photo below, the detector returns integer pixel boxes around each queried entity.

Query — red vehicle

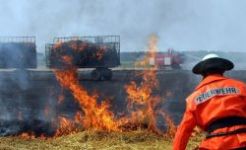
[149,49,185,69]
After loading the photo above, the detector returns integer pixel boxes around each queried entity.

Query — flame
[54,69,119,131]
[53,47,119,132]
[95,46,106,60]
[62,56,73,65]
[49,34,176,137]
[125,71,158,105]
[20,132,36,140]
[55,117,79,137]
[67,40,87,52]
[124,34,176,135]
[54,41,62,49]
[159,111,177,137]
[135,34,158,67]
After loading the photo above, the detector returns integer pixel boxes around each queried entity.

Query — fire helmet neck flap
[192,53,234,75]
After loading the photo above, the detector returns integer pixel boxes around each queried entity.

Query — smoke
[0,0,245,136]
[1,0,245,52]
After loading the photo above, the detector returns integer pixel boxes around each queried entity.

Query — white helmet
[202,53,219,61]
[192,53,234,75]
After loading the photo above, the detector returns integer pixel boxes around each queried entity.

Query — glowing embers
[49,39,108,68]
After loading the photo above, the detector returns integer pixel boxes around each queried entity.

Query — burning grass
[0,130,203,150]
[0,34,186,149]
[51,34,176,137]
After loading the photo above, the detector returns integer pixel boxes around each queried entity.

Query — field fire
[0,35,175,137]
[52,34,176,137]
[0,36,245,150]
[1,1,246,149]
[0,34,203,150]
[0,34,189,150]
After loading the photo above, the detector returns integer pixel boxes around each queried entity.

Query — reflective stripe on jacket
[173,74,246,150]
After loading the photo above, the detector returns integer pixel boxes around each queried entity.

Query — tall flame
[52,35,176,137]
[135,34,158,67]
[124,34,176,136]
[55,68,119,131]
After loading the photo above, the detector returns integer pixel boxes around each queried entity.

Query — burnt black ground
[0,69,245,136]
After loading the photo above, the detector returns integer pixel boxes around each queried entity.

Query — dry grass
[0,130,204,150]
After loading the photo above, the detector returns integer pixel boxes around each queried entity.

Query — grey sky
[0,0,246,52]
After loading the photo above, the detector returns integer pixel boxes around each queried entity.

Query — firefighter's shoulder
[225,77,246,94]
[185,90,200,108]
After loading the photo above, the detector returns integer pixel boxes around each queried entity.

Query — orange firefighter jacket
[173,74,246,150]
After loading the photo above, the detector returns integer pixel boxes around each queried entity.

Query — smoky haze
[0,0,246,52]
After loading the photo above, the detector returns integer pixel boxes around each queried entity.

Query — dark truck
[45,35,120,80]
[0,36,37,69]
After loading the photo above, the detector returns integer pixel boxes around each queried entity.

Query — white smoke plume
[0,0,245,52]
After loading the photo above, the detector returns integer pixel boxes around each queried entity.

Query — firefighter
[173,53,246,150]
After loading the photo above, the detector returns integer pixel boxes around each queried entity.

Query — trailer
[0,36,37,69]
[45,35,120,80]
